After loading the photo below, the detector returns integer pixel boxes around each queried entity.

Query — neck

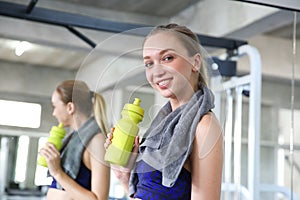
[170,79,199,110]
[70,113,89,131]
[170,91,195,111]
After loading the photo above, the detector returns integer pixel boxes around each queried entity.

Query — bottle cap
[123,98,144,117]
[50,123,66,137]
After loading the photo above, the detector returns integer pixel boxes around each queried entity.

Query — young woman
[106,23,223,200]
[40,80,110,200]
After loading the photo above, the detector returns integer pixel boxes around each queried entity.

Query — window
[14,135,29,183]
[0,99,41,128]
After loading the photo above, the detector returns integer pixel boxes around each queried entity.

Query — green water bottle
[37,123,66,167]
[105,98,144,166]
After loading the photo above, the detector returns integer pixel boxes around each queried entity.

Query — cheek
[54,107,65,117]
[145,69,152,82]
[173,60,192,77]
[52,108,58,116]
[145,70,157,89]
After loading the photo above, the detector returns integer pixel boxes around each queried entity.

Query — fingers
[104,140,111,149]
[132,136,140,153]
[104,128,114,149]
[46,142,57,151]
[107,132,113,140]
[39,142,60,161]
[104,133,112,149]
[111,127,115,133]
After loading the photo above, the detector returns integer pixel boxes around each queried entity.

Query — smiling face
[143,31,199,102]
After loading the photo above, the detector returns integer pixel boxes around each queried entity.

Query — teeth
[158,80,166,86]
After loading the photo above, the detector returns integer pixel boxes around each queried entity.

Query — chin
[159,90,174,99]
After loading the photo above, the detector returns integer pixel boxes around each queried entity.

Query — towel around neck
[136,86,215,187]
[60,117,101,180]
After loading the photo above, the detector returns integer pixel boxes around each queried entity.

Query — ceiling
[0,0,299,71]
[0,0,206,70]
[59,0,202,17]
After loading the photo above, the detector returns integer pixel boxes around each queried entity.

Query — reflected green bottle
[37,123,66,167]
[105,98,144,166]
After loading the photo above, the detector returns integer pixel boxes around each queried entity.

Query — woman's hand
[39,142,63,178]
[104,128,140,170]
[104,128,140,191]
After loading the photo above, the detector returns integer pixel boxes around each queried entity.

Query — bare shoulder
[84,133,106,160]
[194,112,223,159]
[88,132,106,147]
[197,112,222,135]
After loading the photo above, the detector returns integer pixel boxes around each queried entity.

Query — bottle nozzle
[133,98,141,106]
[58,123,64,128]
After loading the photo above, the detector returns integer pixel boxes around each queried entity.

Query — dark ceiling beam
[66,26,97,48]
[233,0,300,12]
[0,1,247,50]
[26,0,38,14]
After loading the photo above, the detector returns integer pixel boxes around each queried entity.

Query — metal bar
[233,86,243,200]
[214,75,251,92]
[210,76,222,120]
[0,128,48,137]
[0,137,9,195]
[0,1,141,33]
[281,144,300,151]
[285,155,300,175]
[66,26,96,48]
[237,45,262,200]
[224,89,233,200]
[213,44,261,200]
[197,35,247,50]
[0,1,247,50]
[26,0,38,14]
[232,0,300,12]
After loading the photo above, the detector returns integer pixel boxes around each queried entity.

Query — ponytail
[93,93,109,134]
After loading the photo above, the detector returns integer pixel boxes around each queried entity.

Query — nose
[151,63,166,77]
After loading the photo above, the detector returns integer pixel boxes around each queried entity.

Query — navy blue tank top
[49,161,91,190]
[134,160,191,200]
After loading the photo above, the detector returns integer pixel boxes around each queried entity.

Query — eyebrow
[143,48,176,60]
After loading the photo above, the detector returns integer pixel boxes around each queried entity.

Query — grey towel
[130,86,214,192]
[57,117,100,187]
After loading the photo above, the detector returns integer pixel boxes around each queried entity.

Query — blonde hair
[56,80,109,134]
[93,92,109,134]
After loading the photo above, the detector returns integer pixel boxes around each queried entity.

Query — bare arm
[190,113,223,200]
[86,133,110,199]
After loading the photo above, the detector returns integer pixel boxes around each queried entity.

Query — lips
[158,80,167,86]
[156,79,171,89]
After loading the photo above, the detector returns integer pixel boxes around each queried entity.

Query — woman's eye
[144,62,153,68]
[162,55,174,62]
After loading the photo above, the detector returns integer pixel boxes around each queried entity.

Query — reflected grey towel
[130,86,214,193]
[60,117,100,179]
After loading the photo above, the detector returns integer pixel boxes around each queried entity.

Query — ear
[192,53,201,72]
[66,102,75,115]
